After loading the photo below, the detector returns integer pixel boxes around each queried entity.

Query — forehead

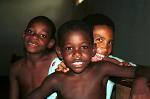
[64,31,91,43]
[29,21,49,29]
[93,25,113,38]
[27,21,52,37]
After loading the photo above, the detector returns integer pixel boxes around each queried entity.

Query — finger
[63,68,69,73]
[56,65,63,71]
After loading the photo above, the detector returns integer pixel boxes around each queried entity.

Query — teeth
[28,42,38,46]
[96,53,105,58]
[73,62,83,65]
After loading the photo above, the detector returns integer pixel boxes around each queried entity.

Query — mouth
[92,53,105,62]
[96,53,105,57]
[27,41,38,47]
[96,48,108,56]
[72,61,83,67]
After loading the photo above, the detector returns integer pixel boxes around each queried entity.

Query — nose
[100,41,108,49]
[96,42,108,55]
[73,50,81,59]
[31,33,39,40]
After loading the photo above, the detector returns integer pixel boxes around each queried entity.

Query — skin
[26,30,137,99]
[54,23,150,99]
[92,25,150,99]
[9,21,57,99]
[93,25,113,56]
[130,77,150,99]
[56,25,120,72]
[93,25,150,99]
[92,25,131,65]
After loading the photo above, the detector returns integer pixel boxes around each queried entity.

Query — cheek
[95,42,102,52]
[96,42,101,48]
[84,50,93,59]
[62,52,72,61]
[38,39,49,46]
[23,35,30,40]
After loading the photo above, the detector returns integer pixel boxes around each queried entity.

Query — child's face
[93,25,113,57]
[23,21,52,54]
[57,31,95,74]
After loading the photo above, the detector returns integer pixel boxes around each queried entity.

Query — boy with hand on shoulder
[57,13,135,99]
[26,20,150,99]
[9,16,61,99]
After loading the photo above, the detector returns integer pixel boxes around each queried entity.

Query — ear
[56,46,63,59]
[92,43,96,57]
[47,39,55,49]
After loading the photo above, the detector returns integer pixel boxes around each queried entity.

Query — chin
[72,68,84,74]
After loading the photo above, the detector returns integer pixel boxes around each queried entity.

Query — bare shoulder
[10,58,25,76]
[45,51,58,63]
[46,71,65,82]
[42,71,64,88]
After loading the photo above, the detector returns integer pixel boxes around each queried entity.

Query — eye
[65,47,73,52]
[81,45,89,50]
[95,37,103,42]
[108,40,113,45]
[39,34,47,39]
[25,29,34,35]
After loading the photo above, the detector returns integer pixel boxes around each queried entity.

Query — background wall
[73,0,150,65]
[0,0,73,76]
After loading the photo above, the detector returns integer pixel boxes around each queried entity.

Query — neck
[25,52,46,63]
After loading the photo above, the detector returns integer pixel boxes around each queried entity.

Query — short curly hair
[56,20,93,47]
[82,13,115,33]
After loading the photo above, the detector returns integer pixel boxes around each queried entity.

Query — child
[83,13,150,99]
[82,13,136,99]
[82,13,134,64]
[9,16,61,99]
[26,20,150,99]
[57,13,136,99]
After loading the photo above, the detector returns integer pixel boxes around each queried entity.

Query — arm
[135,65,150,80]
[26,74,58,99]
[99,61,136,78]
[101,61,150,80]
[9,63,19,99]
[56,56,130,73]
[107,55,132,66]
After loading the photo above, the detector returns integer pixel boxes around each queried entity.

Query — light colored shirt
[47,58,61,99]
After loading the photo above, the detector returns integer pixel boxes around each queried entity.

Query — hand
[130,77,150,99]
[56,61,69,73]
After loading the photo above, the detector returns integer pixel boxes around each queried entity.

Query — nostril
[74,53,81,59]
